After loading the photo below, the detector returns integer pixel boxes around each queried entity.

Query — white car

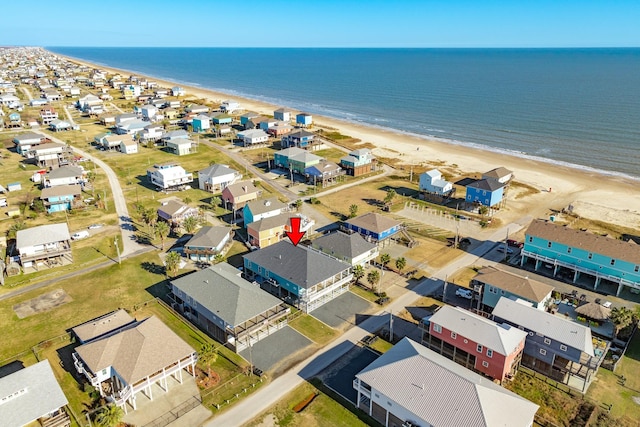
[456,288,473,300]
[88,224,103,230]
[602,301,612,308]
[71,231,90,240]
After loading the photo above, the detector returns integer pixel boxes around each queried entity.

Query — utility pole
[103,189,108,210]
[114,236,121,265]
[389,311,394,343]
[454,203,460,249]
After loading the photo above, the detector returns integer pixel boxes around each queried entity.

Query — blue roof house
[465,178,505,207]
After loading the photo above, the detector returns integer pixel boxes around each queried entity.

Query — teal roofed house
[211,113,232,125]
[273,147,322,174]
[521,219,640,297]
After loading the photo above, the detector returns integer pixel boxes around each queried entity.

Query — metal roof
[243,241,351,289]
[525,219,640,264]
[492,297,594,356]
[16,223,70,250]
[356,338,538,427]
[474,267,554,303]
[171,263,285,327]
[0,360,69,427]
[430,305,527,355]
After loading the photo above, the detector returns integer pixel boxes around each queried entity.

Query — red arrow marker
[286,217,306,246]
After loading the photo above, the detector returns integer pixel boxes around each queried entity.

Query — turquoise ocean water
[48,47,640,179]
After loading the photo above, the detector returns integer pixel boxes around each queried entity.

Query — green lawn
[368,338,393,354]
[246,381,372,427]
[289,314,339,345]
[349,284,380,303]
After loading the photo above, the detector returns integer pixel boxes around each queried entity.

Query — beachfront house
[185,104,209,114]
[0,360,71,427]
[296,112,312,127]
[343,212,403,245]
[243,197,288,226]
[221,181,262,214]
[183,226,234,262]
[273,108,291,122]
[243,240,353,312]
[483,166,513,184]
[471,267,554,311]
[273,147,322,174]
[339,148,375,176]
[198,164,241,193]
[492,297,606,393]
[353,337,539,427]
[192,115,211,133]
[419,169,453,196]
[171,86,185,96]
[146,163,193,190]
[220,100,241,113]
[521,219,640,297]
[465,178,506,207]
[281,129,317,150]
[237,129,269,146]
[16,223,73,269]
[421,305,527,383]
[170,263,289,352]
[72,316,197,413]
[310,230,379,267]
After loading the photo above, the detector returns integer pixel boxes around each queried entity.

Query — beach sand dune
[64,55,640,230]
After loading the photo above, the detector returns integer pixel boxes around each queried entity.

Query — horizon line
[26,45,640,50]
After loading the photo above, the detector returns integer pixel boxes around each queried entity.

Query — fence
[142,396,202,427]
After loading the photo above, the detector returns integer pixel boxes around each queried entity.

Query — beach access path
[35,131,146,257]
[20,86,33,102]
[206,219,526,427]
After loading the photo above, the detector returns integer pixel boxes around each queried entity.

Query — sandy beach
[62,54,640,230]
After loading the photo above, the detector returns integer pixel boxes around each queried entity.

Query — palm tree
[395,257,407,273]
[610,306,635,337]
[94,404,124,427]
[155,221,170,250]
[210,196,221,210]
[182,216,199,234]
[142,207,157,233]
[348,204,358,218]
[165,251,181,277]
[7,220,27,239]
[199,343,218,369]
[380,253,391,271]
[384,189,396,206]
[353,265,365,285]
[367,269,380,291]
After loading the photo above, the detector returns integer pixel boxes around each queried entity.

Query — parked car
[507,239,523,248]
[71,230,90,240]
[88,223,103,230]
[497,246,514,254]
[455,288,473,299]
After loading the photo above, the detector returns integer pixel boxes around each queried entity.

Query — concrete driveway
[321,345,379,403]
[311,291,374,329]
[239,326,312,372]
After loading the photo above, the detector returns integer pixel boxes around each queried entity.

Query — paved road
[206,220,528,427]
[35,131,146,257]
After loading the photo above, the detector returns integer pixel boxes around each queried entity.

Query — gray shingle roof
[483,166,512,180]
[75,316,195,384]
[47,165,83,179]
[243,241,351,289]
[0,360,69,427]
[429,305,527,356]
[311,231,377,261]
[492,297,594,356]
[224,181,260,198]
[246,214,289,233]
[16,223,70,250]
[467,178,505,191]
[185,226,232,249]
[525,219,640,264]
[171,263,284,327]
[41,184,81,199]
[356,338,539,427]
[245,197,287,216]
[474,267,554,303]
[345,212,402,234]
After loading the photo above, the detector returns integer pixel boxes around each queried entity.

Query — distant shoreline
[49,49,640,230]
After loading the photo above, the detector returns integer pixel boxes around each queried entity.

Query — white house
[16,223,73,267]
[273,108,291,122]
[115,119,147,135]
[171,86,185,96]
[198,164,241,193]
[141,104,158,121]
[141,123,165,141]
[220,100,241,114]
[147,163,193,190]
[13,132,45,155]
[0,94,20,106]
[237,129,269,146]
[44,165,85,188]
[120,138,139,154]
[167,138,194,156]
[419,169,453,196]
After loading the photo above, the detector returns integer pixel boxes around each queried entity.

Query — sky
[3,0,640,48]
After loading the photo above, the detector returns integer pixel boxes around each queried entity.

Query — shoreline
[53,50,640,230]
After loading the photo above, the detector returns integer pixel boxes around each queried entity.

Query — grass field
[289,314,339,346]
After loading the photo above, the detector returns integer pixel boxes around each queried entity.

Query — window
[528,236,533,243]
[540,349,547,356]
[547,242,552,248]
[482,361,489,368]
[544,338,551,345]
[477,344,483,353]
[567,247,572,254]
[611,259,616,266]
[560,344,568,351]
[433,324,442,333]
[451,332,457,339]
[635,265,639,273]
[487,349,493,358]
[588,253,593,259]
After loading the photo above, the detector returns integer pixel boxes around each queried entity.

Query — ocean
[48,47,640,179]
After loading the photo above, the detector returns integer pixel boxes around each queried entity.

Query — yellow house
[247,215,289,249]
